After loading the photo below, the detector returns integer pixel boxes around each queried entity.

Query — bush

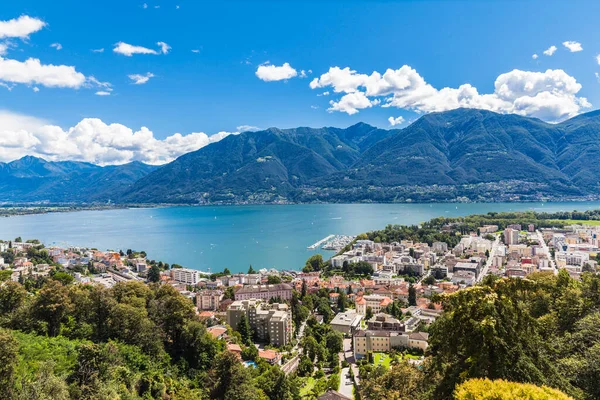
[454,379,573,400]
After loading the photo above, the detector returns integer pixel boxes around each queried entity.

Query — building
[480,225,499,234]
[432,242,449,254]
[367,313,404,332]
[451,270,476,286]
[196,290,224,311]
[318,390,352,400]
[330,311,363,336]
[504,228,519,246]
[234,283,293,301]
[171,268,202,285]
[353,329,429,359]
[226,299,293,347]
[355,294,392,316]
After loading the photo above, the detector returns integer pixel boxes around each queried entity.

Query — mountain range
[3,108,600,204]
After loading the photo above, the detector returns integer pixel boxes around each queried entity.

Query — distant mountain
[4,108,600,204]
[0,157,157,203]
[121,109,600,204]
[121,123,397,203]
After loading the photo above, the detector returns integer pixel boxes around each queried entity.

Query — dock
[308,234,335,249]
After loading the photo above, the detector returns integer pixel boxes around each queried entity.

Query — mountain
[0,157,157,203]
[122,109,600,204]
[4,108,600,204]
[121,123,397,203]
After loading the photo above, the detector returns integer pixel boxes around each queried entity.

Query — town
[1,211,599,399]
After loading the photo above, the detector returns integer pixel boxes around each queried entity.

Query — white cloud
[113,41,170,56]
[50,42,62,50]
[191,49,200,53]
[317,91,330,96]
[311,65,590,122]
[92,48,104,53]
[0,110,241,165]
[299,69,311,78]
[0,56,87,88]
[388,116,405,126]
[32,86,39,92]
[142,3,148,8]
[595,72,600,83]
[0,16,46,39]
[563,41,583,52]
[255,62,298,81]
[532,54,538,60]
[0,43,9,56]
[310,105,319,109]
[236,125,260,132]
[128,72,155,85]
[543,45,557,56]
[328,91,378,115]
[95,91,111,96]
[596,54,600,65]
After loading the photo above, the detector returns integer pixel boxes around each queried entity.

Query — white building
[171,268,202,285]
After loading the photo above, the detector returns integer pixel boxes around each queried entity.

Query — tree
[408,283,417,306]
[209,351,262,400]
[147,264,161,283]
[427,279,571,399]
[0,281,27,315]
[337,291,347,312]
[301,280,307,298]
[223,286,235,300]
[267,275,282,284]
[0,328,18,397]
[303,254,324,273]
[223,268,231,275]
[454,378,572,400]
[365,306,373,321]
[51,271,74,286]
[325,331,343,355]
[423,275,436,285]
[237,314,253,346]
[360,361,425,400]
[33,280,73,336]
[298,355,314,377]
[248,265,256,274]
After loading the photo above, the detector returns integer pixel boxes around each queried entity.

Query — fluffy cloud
[255,62,298,81]
[388,116,405,126]
[0,110,240,165]
[95,91,111,96]
[92,48,104,53]
[563,41,583,52]
[543,45,557,56]
[50,42,62,50]
[128,72,155,84]
[0,56,86,88]
[0,16,46,39]
[532,54,538,60]
[596,54,600,65]
[113,41,170,56]
[311,66,590,122]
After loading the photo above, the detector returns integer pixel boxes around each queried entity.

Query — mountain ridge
[2,108,600,204]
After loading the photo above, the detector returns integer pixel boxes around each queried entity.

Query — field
[373,352,392,367]
[550,219,600,226]
[299,377,316,398]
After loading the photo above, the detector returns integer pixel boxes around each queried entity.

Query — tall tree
[237,314,253,346]
[408,283,417,306]
[0,329,18,398]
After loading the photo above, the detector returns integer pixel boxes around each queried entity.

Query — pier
[307,234,335,249]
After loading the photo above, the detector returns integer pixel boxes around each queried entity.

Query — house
[330,311,363,336]
[355,294,392,316]
[196,290,224,311]
[258,349,282,365]
[408,332,429,351]
[318,390,352,400]
[234,283,293,301]
[207,326,228,340]
[227,343,242,359]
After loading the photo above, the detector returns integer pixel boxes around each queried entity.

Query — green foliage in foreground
[454,378,572,400]
[0,279,303,399]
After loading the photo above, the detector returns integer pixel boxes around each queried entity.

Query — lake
[1,202,599,273]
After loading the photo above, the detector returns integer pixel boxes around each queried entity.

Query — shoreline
[1,197,600,218]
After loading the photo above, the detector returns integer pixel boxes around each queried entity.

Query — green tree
[209,350,262,400]
[248,265,256,274]
[0,281,27,315]
[303,254,325,273]
[147,264,161,283]
[325,331,343,355]
[51,271,74,286]
[0,328,18,397]
[297,355,313,377]
[365,306,373,321]
[237,314,253,346]
[33,280,73,336]
[337,291,347,312]
[267,275,282,284]
[408,283,417,306]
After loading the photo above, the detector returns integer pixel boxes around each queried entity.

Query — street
[477,234,500,283]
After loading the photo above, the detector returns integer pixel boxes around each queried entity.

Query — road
[339,366,353,399]
[536,229,558,274]
[477,234,500,283]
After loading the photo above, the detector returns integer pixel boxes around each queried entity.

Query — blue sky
[1,0,600,164]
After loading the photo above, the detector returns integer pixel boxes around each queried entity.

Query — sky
[1,0,600,165]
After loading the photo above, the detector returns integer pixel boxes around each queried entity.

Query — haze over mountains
[4,108,600,204]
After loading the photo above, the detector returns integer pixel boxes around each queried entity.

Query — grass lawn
[373,352,391,367]
[299,377,315,398]
[550,219,600,226]
[404,354,421,360]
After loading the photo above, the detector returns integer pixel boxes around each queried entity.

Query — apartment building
[234,283,293,301]
[171,267,202,285]
[353,330,429,359]
[226,299,292,347]
[196,290,224,311]
[355,294,392,316]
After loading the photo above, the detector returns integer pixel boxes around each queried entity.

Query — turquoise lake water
[1,202,600,273]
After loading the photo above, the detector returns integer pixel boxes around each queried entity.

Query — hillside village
[2,212,600,399]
